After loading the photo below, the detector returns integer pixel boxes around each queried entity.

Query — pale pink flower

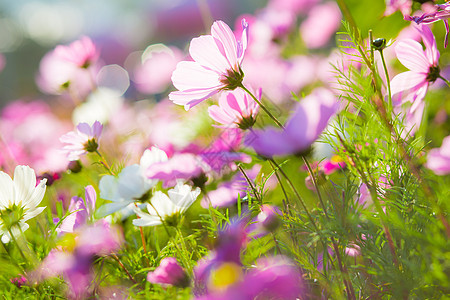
[169,19,249,110]
[60,121,103,161]
[391,25,442,113]
[54,36,100,68]
[384,0,412,16]
[245,88,338,157]
[426,135,450,175]
[208,88,260,129]
[300,2,342,49]
[0,54,5,73]
[148,257,189,287]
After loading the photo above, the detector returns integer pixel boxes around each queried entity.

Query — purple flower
[391,25,441,113]
[426,135,450,175]
[147,257,189,288]
[405,3,450,47]
[60,121,103,161]
[245,88,338,157]
[169,19,248,110]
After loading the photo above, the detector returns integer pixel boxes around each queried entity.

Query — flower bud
[147,257,190,288]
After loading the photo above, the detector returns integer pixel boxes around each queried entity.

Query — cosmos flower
[0,165,47,243]
[384,0,412,16]
[54,36,100,69]
[391,25,441,113]
[133,182,200,227]
[169,19,249,110]
[60,121,103,161]
[208,88,260,130]
[245,88,338,157]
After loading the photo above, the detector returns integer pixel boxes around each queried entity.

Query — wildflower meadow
[0,0,450,299]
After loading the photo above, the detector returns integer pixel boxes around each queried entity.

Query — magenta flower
[148,257,189,288]
[391,25,442,113]
[54,36,100,69]
[60,121,103,161]
[169,19,249,110]
[208,88,260,129]
[426,135,450,175]
[245,88,338,157]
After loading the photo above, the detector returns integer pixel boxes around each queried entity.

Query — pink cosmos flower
[0,54,5,73]
[391,25,442,113]
[169,19,249,110]
[384,0,412,16]
[60,121,103,161]
[426,135,450,175]
[54,36,100,69]
[245,88,338,157]
[208,88,260,129]
[148,257,189,287]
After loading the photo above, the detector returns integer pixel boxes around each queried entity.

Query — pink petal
[416,24,439,63]
[171,61,222,91]
[189,35,230,73]
[395,40,430,72]
[211,20,239,69]
[169,88,219,110]
[390,71,427,96]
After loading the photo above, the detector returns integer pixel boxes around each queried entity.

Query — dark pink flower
[147,257,189,287]
[169,19,248,110]
[208,88,260,129]
[391,25,442,113]
[245,88,338,157]
[426,135,450,175]
[60,121,103,161]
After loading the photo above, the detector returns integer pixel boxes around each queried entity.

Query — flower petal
[390,71,427,96]
[189,35,230,73]
[211,20,239,69]
[395,40,430,72]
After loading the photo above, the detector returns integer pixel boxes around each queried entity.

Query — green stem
[439,75,450,87]
[95,149,115,175]
[378,49,392,113]
[301,156,328,219]
[237,164,261,205]
[239,84,285,129]
[111,253,137,284]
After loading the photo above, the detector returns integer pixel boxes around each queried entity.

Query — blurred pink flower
[391,25,441,113]
[384,0,412,16]
[54,36,100,68]
[169,19,249,110]
[426,135,450,175]
[267,0,319,15]
[208,88,260,129]
[60,121,103,161]
[134,45,183,94]
[300,2,342,49]
[0,54,5,73]
[148,257,189,287]
[245,88,338,157]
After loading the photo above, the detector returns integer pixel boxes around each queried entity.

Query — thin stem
[237,164,261,205]
[301,156,329,219]
[175,227,193,274]
[134,203,150,267]
[7,228,27,265]
[239,84,285,129]
[439,75,450,87]
[378,49,392,112]
[111,253,137,284]
[94,149,115,175]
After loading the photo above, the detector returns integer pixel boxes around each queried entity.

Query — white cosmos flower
[0,165,47,243]
[133,182,201,227]
[97,147,168,217]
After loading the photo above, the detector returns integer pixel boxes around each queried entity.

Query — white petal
[0,171,14,208]
[13,165,36,206]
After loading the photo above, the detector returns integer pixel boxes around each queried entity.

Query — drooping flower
[98,147,168,217]
[391,25,442,113]
[133,182,200,227]
[0,165,47,243]
[245,88,338,157]
[60,121,103,161]
[426,135,450,175]
[54,36,100,69]
[147,257,190,288]
[208,88,260,130]
[405,3,450,47]
[169,19,249,110]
